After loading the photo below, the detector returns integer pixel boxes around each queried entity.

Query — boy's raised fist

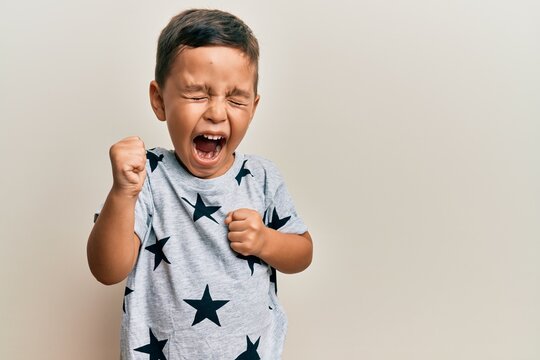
[109,136,147,198]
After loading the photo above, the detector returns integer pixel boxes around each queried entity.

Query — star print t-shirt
[95,148,308,360]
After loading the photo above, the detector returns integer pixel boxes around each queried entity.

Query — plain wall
[1,0,539,359]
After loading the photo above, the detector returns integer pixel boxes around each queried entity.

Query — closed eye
[229,99,247,106]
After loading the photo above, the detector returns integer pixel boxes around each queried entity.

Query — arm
[87,190,141,285]
[87,136,147,285]
[259,229,313,274]
[225,209,313,274]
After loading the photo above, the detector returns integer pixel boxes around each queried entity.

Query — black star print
[146,149,164,172]
[145,236,171,270]
[181,193,221,224]
[264,208,290,294]
[265,208,291,230]
[123,287,133,313]
[235,336,261,360]
[237,254,262,276]
[269,267,278,294]
[183,284,229,327]
[134,328,168,360]
[235,159,253,185]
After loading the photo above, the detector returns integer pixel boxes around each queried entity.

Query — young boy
[87,9,312,360]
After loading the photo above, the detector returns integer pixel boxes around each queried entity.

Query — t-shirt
[95,147,308,360]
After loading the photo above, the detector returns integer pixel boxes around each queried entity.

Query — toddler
[87,9,313,360]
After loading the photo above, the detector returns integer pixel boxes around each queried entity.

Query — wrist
[109,185,140,203]
[257,226,273,260]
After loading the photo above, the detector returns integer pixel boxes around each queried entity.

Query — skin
[87,46,313,285]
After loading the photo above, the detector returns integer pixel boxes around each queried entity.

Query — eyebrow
[182,84,208,93]
[228,88,252,99]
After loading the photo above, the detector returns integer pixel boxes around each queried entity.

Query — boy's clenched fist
[109,136,147,198]
[225,209,268,257]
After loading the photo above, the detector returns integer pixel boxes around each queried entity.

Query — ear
[149,80,166,121]
[249,94,260,123]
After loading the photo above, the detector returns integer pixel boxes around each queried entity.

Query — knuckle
[109,142,120,156]
[138,155,147,165]
[121,166,132,175]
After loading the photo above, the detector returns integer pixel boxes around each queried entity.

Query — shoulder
[241,154,287,196]
[146,146,172,160]
[241,154,282,175]
[144,147,174,173]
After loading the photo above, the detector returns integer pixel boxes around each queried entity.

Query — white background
[1,0,539,359]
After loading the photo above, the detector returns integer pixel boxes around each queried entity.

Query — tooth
[215,144,221,153]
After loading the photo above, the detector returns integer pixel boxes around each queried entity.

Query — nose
[203,98,227,123]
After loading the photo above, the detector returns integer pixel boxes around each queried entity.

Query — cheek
[229,119,251,145]
[166,106,197,138]
[166,100,199,121]
[166,120,190,150]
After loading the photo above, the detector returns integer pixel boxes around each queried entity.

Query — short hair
[155,9,260,93]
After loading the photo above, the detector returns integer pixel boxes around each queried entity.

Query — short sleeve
[133,175,154,243]
[93,173,154,244]
[263,160,308,235]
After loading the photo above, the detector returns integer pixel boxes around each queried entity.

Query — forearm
[87,189,140,285]
[259,229,313,274]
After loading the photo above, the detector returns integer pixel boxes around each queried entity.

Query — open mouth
[192,134,226,161]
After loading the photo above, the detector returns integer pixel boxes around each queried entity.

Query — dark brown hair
[155,9,260,93]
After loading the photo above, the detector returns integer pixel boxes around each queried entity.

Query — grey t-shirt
[96,148,307,360]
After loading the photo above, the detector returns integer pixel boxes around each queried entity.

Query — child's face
[150,46,259,179]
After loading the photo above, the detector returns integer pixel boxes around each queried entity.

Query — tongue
[194,136,218,153]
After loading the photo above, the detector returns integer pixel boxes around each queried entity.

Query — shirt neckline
[165,148,245,191]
